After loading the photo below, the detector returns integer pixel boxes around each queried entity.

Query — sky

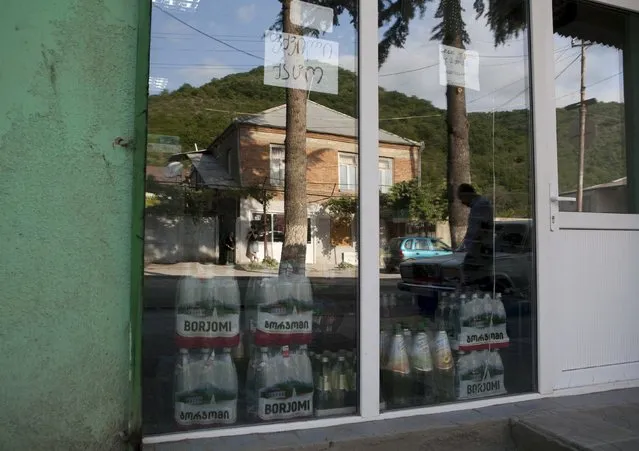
[149,0,625,113]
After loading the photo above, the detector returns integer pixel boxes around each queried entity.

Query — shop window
[142,0,359,434]
[378,0,536,411]
[554,0,637,214]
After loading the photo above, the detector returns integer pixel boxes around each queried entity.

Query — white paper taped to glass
[290,0,334,33]
[264,30,339,95]
[439,44,480,92]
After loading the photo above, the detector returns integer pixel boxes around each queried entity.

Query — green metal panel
[0,0,140,449]
[129,0,152,446]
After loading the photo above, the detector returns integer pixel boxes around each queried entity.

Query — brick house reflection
[162,101,422,269]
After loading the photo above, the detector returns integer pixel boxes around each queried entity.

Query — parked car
[383,236,453,272]
[397,220,533,315]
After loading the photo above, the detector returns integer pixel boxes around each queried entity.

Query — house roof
[554,1,624,49]
[168,152,239,189]
[561,177,626,195]
[235,100,421,146]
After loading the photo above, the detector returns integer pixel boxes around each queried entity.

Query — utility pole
[572,39,589,212]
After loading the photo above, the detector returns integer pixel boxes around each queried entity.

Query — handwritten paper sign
[439,44,480,91]
[290,0,334,33]
[264,30,339,95]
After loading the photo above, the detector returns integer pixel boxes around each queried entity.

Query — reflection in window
[378,0,536,411]
[270,145,285,187]
[143,0,360,434]
[339,153,358,192]
[379,158,393,193]
[554,0,634,214]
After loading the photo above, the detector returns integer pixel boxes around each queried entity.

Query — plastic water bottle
[175,276,206,348]
[174,349,194,426]
[284,274,314,345]
[386,325,412,407]
[411,327,435,405]
[201,277,241,347]
[210,348,238,424]
[315,356,333,411]
[331,355,348,409]
[434,326,455,402]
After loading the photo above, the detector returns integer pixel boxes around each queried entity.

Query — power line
[152,5,263,61]
[379,63,438,77]
[555,72,622,101]
[497,50,583,110]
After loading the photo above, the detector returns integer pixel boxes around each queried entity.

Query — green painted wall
[0,1,140,449]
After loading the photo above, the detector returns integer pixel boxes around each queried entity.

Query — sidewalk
[144,262,401,279]
[145,387,639,451]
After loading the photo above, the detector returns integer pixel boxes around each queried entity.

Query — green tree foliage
[381,179,448,226]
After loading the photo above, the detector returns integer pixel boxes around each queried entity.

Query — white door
[533,0,639,393]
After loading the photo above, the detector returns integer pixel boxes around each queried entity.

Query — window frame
[269,144,285,187]
[378,157,393,193]
[338,152,358,192]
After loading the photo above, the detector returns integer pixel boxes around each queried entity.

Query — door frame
[530,0,639,395]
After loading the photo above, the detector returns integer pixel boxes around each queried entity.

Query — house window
[379,158,393,193]
[339,153,358,192]
[270,145,285,186]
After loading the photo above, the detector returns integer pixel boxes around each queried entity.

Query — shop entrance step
[510,403,639,451]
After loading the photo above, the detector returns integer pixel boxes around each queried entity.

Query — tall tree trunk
[443,15,471,249]
[280,0,308,275]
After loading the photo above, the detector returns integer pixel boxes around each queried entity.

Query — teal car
[383,236,453,272]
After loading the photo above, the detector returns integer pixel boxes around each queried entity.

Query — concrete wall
[144,215,219,264]
[0,1,138,449]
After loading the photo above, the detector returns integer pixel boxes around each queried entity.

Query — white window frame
[338,152,358,192]
[378,157,393,193]
[269,144,285,187]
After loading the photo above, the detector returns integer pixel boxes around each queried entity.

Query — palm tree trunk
[280,0,308,275]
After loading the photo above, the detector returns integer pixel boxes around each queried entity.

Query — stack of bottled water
[455,349,506,400]
[174,268,243,425]
[245,344,314,421]
[243,274,316,421]
[174,348,238,426]
[444,290,509,352]
[175,274,241,348]
[245,275,314,347]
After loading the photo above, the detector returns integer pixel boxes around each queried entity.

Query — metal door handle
[550,195,576,202]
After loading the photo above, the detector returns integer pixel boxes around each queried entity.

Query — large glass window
[378,0,536,410]
[553,0,636,214]
[143,0,359,434]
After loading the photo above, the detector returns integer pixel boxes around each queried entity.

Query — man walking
[457,183,494,288]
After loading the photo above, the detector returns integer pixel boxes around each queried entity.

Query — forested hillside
[148,67,626,217]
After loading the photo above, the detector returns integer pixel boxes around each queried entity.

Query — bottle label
[411,338,433,372]
[338,374,348,390]
[253,307,313,345]
[457,324,509,352]
[457,375,506,400]
[176,305,240,343]
[258,387,314,420]
[434,332,453,371]
[174,394,237,425]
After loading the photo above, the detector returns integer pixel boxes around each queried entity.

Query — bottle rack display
[380,289,509,409]
[172,275,358,427]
